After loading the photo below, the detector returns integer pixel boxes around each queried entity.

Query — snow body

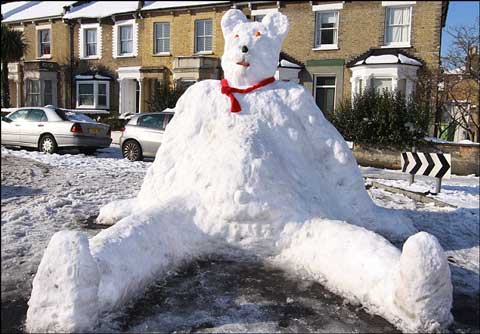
[26,9,453,333]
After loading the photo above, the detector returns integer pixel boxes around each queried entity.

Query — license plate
[89,128,101,135]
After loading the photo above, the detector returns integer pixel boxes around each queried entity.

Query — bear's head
[221,9,289,87]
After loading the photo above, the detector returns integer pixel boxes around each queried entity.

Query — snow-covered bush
[328,89,430,148]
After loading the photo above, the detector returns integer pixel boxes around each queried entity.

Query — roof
[346,48,424,68]
[278,52,304,69]
[63,1,140,19]
[1,1,76,23]
[141,1,230,12]
[75,70,114,80]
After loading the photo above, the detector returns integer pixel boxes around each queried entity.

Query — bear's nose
[241,45,249,53]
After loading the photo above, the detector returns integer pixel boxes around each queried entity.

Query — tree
[1,24,27,108]
[439,19,480,142]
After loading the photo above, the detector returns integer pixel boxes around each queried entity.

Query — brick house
[2,1,448,126]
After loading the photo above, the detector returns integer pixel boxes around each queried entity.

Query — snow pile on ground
[26,9,453,333]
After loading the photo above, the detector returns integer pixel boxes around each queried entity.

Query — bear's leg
[275,219,453,332]
[26,207,208,332]
[26,231,100,333]
[393,232,453,332]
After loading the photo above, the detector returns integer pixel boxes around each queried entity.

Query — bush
[326,89,430,148]
[146,80,188,113]
[98,115,127,131]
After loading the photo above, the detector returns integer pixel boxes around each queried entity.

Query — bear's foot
[26,231,100,333]
[393,232,453,332]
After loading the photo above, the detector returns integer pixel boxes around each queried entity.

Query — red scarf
[220,77,275,113]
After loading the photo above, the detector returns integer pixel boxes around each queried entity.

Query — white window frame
[371,77,394,93]
[312,7,340,51]
[119,25,133,55]
[251,8,278,22]
[76,80,110,109]
[194,19,213,54]
[153,22,171,55]
[79,23,102,59]
[113,19,138,58]
[313,74,337,113]
[36,25,51,58]
[383,6,413,48]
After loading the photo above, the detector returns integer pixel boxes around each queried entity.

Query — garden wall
[352,142,479,176]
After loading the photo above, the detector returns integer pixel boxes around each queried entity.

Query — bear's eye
[234,34,239,38]
[255,31,261,37]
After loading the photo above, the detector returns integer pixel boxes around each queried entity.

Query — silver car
[1,106,112,154]
[120,111,174,161]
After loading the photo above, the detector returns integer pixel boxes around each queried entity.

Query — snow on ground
[1,147,478,333]
[1,146,150,304]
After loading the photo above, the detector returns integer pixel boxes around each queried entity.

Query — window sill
[381,44,412,49]
[80,56,100,60]
[312,45,339,51]
[116,54,136,58]
[37,55,52,60]
[195,51,214,55]
[153,52,171,57]
[76,105,110,109]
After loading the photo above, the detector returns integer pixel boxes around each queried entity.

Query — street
[1,146,478,333]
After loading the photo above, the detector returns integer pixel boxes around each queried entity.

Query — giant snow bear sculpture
[26,9,453,333]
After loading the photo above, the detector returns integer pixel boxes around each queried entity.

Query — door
[1,109,30,144]
[136,114,165,157]
[19,109,49,145]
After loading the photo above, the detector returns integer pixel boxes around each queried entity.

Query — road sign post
[401,152,451,194]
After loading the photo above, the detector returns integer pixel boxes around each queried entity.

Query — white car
[1,106,112,154]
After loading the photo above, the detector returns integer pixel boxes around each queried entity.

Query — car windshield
[54,108,95,123]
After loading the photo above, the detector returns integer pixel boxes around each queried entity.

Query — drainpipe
[69,21,74,109]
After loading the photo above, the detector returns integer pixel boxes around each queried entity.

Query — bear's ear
[262,12,289,42]
[221,9,248,38]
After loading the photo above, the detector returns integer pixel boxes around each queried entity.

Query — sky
[441,1,479,56]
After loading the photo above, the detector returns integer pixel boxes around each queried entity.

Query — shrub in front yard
[326,89,430,148]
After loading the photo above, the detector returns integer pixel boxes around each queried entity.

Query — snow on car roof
[1,1,76,23]
[63,1,139,19]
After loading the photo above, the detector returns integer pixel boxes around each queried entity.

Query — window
[76,81,110,109]
[195,19,213,53]
[44,80,53,106]
[85,28,97,56]
[154,22,170,54]
[373,78,392,92]
[314,76,336,114]
[27,109,47,122]
[98,83,107,107]
[78,83,94,106]
[138,114,172,130]
[315,11,339,48]
[8,109,29,121]
[253,15,265,22]
[38,29,51,56]
[27,80,41,106]
[384,6,411,46]
[119,25,133,55]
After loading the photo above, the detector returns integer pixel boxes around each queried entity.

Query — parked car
[1,106,112,154]
[120,110,174,161]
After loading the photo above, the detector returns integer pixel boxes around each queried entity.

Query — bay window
[76,81,110,109]
[26,80,41,106]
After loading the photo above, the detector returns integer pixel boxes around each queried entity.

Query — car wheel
[122,140,143,161]
[38,135,57,154]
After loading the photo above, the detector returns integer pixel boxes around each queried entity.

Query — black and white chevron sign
[401,152,451,179]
